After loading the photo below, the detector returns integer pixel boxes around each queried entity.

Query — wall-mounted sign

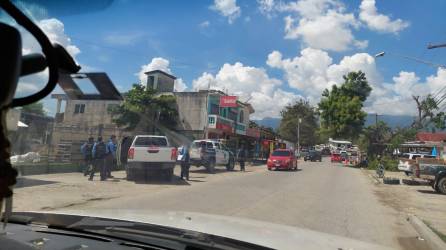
[219,96,237,107]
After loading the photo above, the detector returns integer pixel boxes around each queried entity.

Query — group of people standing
[81,135,117,181]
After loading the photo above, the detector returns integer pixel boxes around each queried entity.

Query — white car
[397,153,436,175]
[126,135,177,181]
[189,139,235,173]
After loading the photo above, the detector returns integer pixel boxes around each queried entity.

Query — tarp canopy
[18,121,28,127]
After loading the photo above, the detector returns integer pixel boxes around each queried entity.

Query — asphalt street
[63,158,427,250]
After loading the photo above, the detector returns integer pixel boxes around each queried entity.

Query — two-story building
[50,72,123,162]
[143,70,259,152]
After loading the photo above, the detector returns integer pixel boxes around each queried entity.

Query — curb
[361,169,380,184]
[407,214,446,250]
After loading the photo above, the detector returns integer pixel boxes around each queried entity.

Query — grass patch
[423,220,446,243]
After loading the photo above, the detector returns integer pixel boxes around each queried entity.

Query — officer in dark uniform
[180,146,191,180]
[90,136,107,181]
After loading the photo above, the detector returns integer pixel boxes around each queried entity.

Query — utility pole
[375,113,378,127]
[297,118,302,156]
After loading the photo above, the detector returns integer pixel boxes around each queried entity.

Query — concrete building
[50,73,123,162]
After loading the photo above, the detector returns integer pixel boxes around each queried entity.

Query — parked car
[298,148,309,159]
[126,135,177,181]
[267,149,298,171]
[340,151,348,161]
[331,153,342,162]
[321,148,331,156]
[398,153,436,176]
[304,150,322,162]
[189,139,235,173]
[417,163,446,194]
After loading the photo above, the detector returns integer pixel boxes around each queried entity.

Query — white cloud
[267,48,388,111]
[210,0,241,24]
[103,32,144,46]
[257,0,276,18]
[192,62,301,118]
[199,20,211,28]
[37,18,80,57]
[174,78,187,92]
[138,57,172,84]
[359,0,409,34]
[14,82,41,97]
[137,57,187,91]
[259,0,366,51]
[13,18,79,99]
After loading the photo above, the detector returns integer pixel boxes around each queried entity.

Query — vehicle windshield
[3,1,446,249]
[134,137,168,147]
[271,151,290,157]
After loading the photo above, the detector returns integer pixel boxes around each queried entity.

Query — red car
[267,149,298,171]
[331,153,342,162]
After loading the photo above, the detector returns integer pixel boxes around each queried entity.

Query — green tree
[358,121,391,156]
[318,71,372,140]
[412,94,446,130]
[109,84,178,133]
[21,101,45,116]
[278,99,318,146]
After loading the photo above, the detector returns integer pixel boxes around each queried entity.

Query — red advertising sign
[219,96,237,107]
[216,123,233,133]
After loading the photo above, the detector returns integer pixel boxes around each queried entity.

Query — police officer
[80,137,94,176]
[106,135,117,178]
[237,145,246,171]
[180,146,191,181]
[90,136,107,181]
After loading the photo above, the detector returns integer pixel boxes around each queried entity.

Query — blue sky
[8,0,446,118]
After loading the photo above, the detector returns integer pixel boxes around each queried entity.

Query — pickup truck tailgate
[131,146,175,162]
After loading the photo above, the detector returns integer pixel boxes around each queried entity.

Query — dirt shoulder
[363,169,446,238]
[13,164,266,211]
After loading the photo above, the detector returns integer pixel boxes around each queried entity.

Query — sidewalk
[363,169,446,238]
[13,164,266,211]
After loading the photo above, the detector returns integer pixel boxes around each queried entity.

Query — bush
[367,156,398,172]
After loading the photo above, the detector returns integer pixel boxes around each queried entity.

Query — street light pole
[297,118,302,157]
[374,51,446,69]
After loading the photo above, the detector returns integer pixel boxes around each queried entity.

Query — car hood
[43,209,393,250]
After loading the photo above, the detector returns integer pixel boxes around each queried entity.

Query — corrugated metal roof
[416,132,446,142]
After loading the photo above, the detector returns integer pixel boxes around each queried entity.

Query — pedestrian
[119,136,132,168]
[180,145,191,180]
[80,137,94,176]
[105,135,117,178]
[89,136,107,181]
[237,145,246,171]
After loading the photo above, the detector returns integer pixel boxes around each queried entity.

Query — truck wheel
[437,177,446,194]
[226,158,235,171]
[164,168,173,182]
[207,160,216,174]
[126,168,134,181]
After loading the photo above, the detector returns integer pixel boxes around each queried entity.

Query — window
[239,110,244,123]
[206,142,213,149]
[134,137,168,147]
[148,75,155,88]
[74,104,85,114]
[214,143,220,149]
[272,150,291,156]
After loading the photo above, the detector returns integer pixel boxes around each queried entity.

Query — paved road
[65,158,426,249]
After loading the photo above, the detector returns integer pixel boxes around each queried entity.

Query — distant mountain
[365,114,415,128]
[253,117,281,130]
[254,114,415,130]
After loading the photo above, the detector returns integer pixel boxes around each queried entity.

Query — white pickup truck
[126,135,177,181]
